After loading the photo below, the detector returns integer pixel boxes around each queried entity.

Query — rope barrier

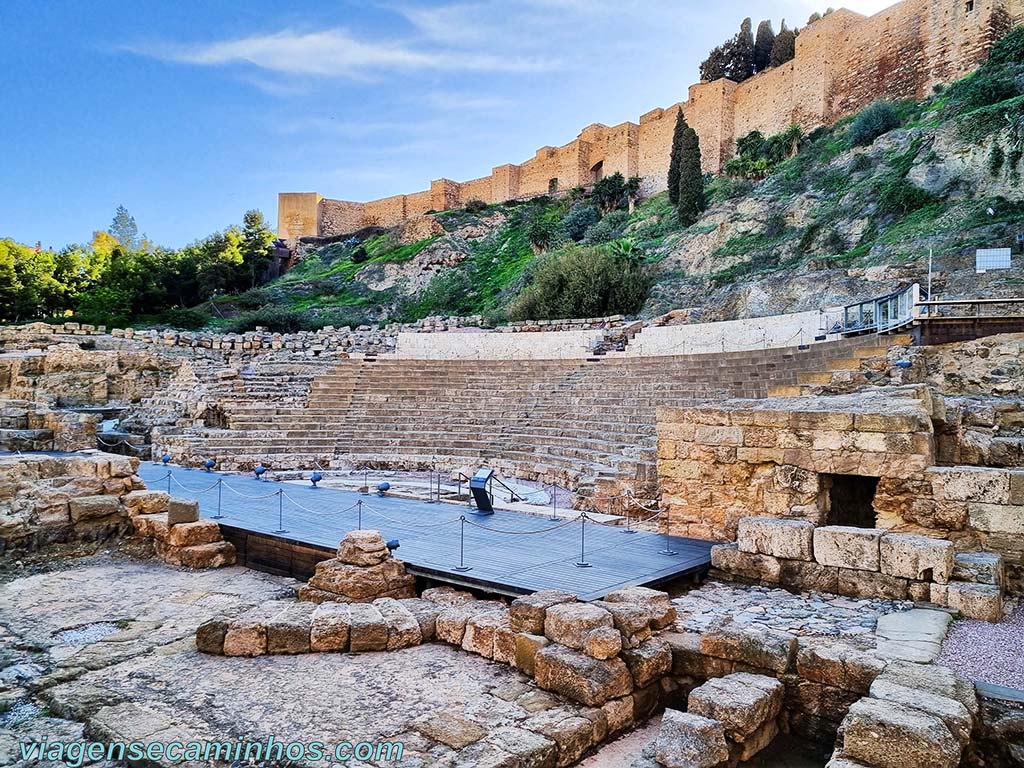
[169,475,222,494]
[462,514,583,536]
[359,502,462,530]
[222,483,283,501]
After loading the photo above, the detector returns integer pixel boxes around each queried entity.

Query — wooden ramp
[139,465,713,601]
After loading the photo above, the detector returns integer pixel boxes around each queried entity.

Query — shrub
[235,287,272,310]
[583,210,630,244]
[350,244,369,264]
[989,142,1006,176]
[226,307,305,334]
[158,308,208,330]
[463,199,488,213]
[876,178,937,215]
[561,204,600,242]
[528,210,563,251]
[824,229,848,254]
[848,101,901,147]
[987,25,1024,67]
[508,245,651,320]
[762,213,788,239]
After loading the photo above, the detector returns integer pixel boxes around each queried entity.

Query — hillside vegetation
[3,28,1022,333]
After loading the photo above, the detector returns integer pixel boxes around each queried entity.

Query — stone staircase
[157,336,892,496]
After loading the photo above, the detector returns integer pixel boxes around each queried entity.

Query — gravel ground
[937,601,1024,690]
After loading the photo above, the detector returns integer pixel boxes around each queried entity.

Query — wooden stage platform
[138,465,713,601]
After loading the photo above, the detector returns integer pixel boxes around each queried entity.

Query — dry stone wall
[280,0,1024,239]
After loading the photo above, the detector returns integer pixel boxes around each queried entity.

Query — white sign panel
[976,248,1012,273]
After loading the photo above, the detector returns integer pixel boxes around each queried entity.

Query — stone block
[166,520,222,547]
[166,498,199,525]
[509,589,577,634]
[663,631,734,679]
[731,718,779,763]
[944,582,1003,622]
[837,568,909,601]
[266,602,315,655]
[336,529,389,566]
[310,603,350,652]
[195,619,227,655]
[485,727,557,768]
[122,490,169,516]
[879,534,954,584]
[493,618,517,666]
[814,527,882,571]
[544,602,613,650]
[224,604,280,657]
[462,610,505,659]
[654,710,729,768]
[435,600,506,645]
[167,541,235,569]
[603,586,677,629]
[839,697,961,768]
[374,597,422,650]
[700,623,796,674]
[589,600,652,638]
[620,638,672,688]
[787,680,861,722]
[876,662,978,717]
[528,710,594,767]
[868,679,973,744]
[396,598,442,641]
[347,603,388,652]
[132,513,168,541]
[688,673,784,740]
[738,517,815,561]
[414,712,487,749]
[515,633,550,676]
[952,552,1003,587]
[583,627,622,660]
[796,642,885,693]
[711,543,781,583]
[420,586,476,605]
[779,559,839,593]
[601,696,634,734]
[534,644,633,707]
[68,495,121,523]
[935,467,1009,503]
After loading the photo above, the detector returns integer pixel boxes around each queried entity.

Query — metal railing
[916,296,1024,320]
[837,283,926,335]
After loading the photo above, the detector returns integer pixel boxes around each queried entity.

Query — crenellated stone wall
[279,0,1024,241]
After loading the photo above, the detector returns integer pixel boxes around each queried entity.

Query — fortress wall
[406,190,434,218]
[460,175,493,204]
[318,199,365,237]
[363,194,408,227]
[280,0,1021,240]
[831,0,929,117]
[732,64,795,140]
[637,106,682,195]
[278,193,322,244]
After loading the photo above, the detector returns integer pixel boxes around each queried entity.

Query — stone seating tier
[159,337,883,496]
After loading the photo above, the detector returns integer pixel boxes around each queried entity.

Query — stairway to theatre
[160,335,896,500]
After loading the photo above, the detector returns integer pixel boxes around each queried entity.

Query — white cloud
[129,26,559,78]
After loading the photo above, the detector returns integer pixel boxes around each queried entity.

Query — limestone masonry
[278,0,1024,243]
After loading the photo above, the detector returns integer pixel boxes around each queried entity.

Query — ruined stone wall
[284,0,1023,240]
[317,199,364,237]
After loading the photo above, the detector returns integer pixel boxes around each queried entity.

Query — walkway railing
[835,283,926,335]
[147,467,682,572]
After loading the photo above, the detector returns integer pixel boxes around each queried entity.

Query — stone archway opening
[823,474,879,527]
[591,160,604,183]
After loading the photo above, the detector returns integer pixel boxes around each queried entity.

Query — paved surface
[140,464,713,601]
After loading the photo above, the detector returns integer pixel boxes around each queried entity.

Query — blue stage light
[377,481,391,497]
[311,472,323,487]
[161,453,171,465]
[254,465,267,480]
[203,459,216,472]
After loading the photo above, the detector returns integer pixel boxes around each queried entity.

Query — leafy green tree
[770,21,797,67]
[241,209,276,288]
[0,241,21,321]
[754,20,776,72]
[699,18,756,82]
[109,205,139,251]
[592,172,629,212]
[677,124,705,226]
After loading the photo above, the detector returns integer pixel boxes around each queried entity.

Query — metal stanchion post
[624,497,636,534]
[212,478,224,520]
[454,516,472,572]
[357,499,363,530]
[273,489,288,534]
[659,527,678,556]
[575,514,592,568]
[427,469,437,504]
[551,484,557,521]
[166,472,171,494]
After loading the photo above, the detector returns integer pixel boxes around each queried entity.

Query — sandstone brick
[166,498,199,525]
[663,631,734,679]
[796,642,885,693]
[68,495,121,523]
[122,490,169,516]
[166,519,222,547]
[814,527,882,571]
[868,679,973,744]
[347,603,388,651]
[195,619,227,655]
[952,552,1003,587]
[515,633,550,676]
[374,597,422,650]
[266,602,315,655]
[711,543,781,583]
[839,697,961,768]
[738,517,815,561]
[944,582,1003,622]
[655,710,729,768]
[837,568,909,600]
[879,534,954,584]
[602,586,676,629]
[620,638,672,688]
[534,644,633,707]
[688,673,784,740]
[509,589,576,634]
[544,602,613,649]
[310,602,351,652]
[583,627,622,660]
[700,623,796,673]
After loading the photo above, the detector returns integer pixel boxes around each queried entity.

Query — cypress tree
[668,108,687,206]
[731,18,756,81]
[677,125,705,226]
[754,20,776,72]
[770,20,797,67]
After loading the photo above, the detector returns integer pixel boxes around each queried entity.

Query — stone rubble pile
[713,516,1005,621]
[297,529,415,603]
[637,672,785,768]
[0,452,234,568]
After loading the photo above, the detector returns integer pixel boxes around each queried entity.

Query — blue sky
[2,0,895,249]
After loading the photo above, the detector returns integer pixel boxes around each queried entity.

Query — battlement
[279,0,1024,244]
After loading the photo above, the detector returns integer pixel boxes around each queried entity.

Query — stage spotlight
[311,472,323,488]
[377,481,391,497]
